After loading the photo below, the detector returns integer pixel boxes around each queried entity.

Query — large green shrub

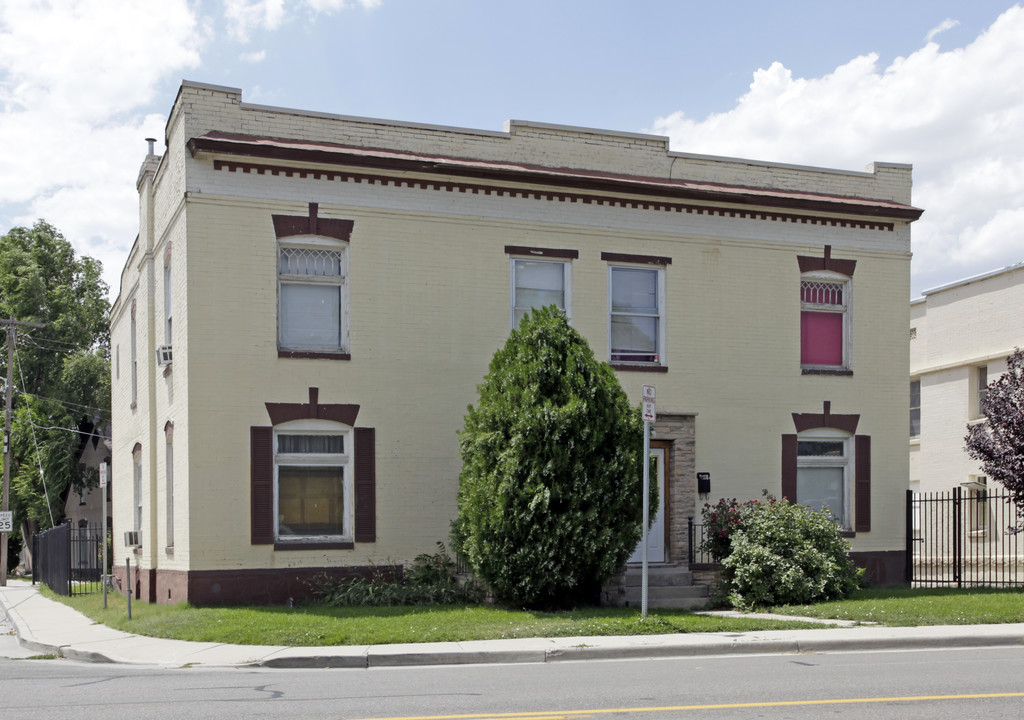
[720,495,863,609]
[452,305,650,609]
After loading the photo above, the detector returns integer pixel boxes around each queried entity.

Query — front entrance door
[628,446,666,564]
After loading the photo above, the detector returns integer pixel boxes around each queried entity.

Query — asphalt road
[2,645,1023,719]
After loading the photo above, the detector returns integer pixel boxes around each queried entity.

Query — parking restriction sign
[641,385,656,422]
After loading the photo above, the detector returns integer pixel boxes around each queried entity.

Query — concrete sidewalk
[2,579,1023,668]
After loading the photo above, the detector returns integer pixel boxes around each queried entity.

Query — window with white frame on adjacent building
[800,274,850,371]
[278,239,348,352]
[274,421,352,541]
[910,379,921,437]
[972,365,989,419]
[796,432,852,530]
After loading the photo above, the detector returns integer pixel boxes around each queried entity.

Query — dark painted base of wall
[112,564,398,605]
[850,550,907,587]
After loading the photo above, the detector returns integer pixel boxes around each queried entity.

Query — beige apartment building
[910,261,1024,495]
[110,81,922,604]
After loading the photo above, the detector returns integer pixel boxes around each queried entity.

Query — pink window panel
[801,311,843,365]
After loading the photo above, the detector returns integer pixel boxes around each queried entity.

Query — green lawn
[46,588,820,646]
[44,585,1024,646]
[772,586,1024,626]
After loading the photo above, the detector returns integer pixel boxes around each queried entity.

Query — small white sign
[641,384,656,422]
[0,511,12,533]
[99,463,107,489]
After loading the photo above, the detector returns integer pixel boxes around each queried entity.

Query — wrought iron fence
[34,522,107,596]
[909,487,1024,588]
[687,519,715,565]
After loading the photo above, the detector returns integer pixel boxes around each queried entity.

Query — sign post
[640,385,656,619]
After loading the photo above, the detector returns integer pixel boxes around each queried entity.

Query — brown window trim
[601,251,671,266]
[610,363,668,373]
[797,245,856,278]
[505,245,579,259]
[802,368,853,376]
[274,541,355,551]
[279,350,352,361]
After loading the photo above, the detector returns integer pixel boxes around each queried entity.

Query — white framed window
[130,312,137,405]
[800,272,851,370]
[609,265,665,364]
[165,433,174,549]
[910,379,921,437]
[132,447,143,534]
[967,475,989,535]
[278,238,349,352]
[510,258,571,328]
[164,263,173,345]
[796,429,853,530]
[274,419,352,542]
[971,365,989,419]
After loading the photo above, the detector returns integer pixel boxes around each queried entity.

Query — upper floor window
[511,258,571,327]
[972,365,989,419]
[609,265,664,365]
[800,274,850,371]
[278,239,348,352]
[164,263,173,345]
[910,380,921,437]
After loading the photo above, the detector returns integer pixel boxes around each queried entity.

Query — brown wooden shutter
[781,434,797,503]
[354,427,376,543]
[250,426,274,544]
[855,434,871,532]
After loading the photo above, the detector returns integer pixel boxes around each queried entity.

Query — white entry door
[628,446,666,564]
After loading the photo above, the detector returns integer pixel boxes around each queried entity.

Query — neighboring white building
[910,261,1024,495]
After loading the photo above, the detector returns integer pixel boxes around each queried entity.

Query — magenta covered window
[801,311,843,365]
[800,279,847,368]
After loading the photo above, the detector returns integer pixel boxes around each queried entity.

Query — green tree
[965,348,1024,528]
[0,221,110,567]
[452,305,651,608]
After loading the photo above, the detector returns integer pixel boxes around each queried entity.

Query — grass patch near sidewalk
[43,587,823,646]
[772,586,1024,626]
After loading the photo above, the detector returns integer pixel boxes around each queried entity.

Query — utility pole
[2,319,45,587]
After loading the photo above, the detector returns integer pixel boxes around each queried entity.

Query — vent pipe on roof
[146,137,156,155]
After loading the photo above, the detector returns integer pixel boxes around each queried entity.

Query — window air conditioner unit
[124,530,141,548]
[156,345,173,366]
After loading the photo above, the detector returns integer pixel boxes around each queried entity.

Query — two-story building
[110,81,922,604]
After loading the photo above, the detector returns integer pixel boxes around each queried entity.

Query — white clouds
[0,0,202,294]
[224,0,286,41]
[240,49,268,63]
[224,0,380,41]
[648,6,1024,295]
[926,18,960,42]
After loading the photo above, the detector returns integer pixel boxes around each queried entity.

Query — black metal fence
[687,519,714,565]
[33,522,106,596]
[908,487,1024,587]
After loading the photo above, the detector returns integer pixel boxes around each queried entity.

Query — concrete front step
[621,565,710,610]
[624,565,694,587]
[622,587,709,610]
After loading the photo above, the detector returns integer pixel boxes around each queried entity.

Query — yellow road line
[352,692,1024,720]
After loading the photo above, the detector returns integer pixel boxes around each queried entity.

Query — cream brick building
[110,81,922,603]
[910,261,1024,495]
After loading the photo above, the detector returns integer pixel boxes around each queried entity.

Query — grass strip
[45,588,822,646]
[772,586,1024,626]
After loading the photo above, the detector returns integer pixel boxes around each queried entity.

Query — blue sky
[1,1,1022,298]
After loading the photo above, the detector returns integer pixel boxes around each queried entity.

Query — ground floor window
[274,425,351,541]
[796,433,851,529]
